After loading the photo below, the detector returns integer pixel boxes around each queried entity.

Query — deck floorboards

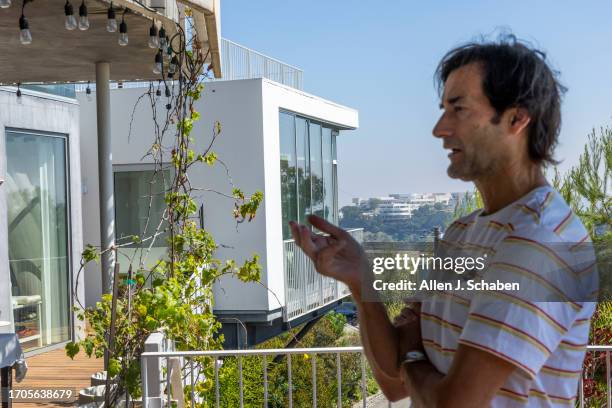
[8,348,103,407]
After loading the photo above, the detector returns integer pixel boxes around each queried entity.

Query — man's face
[433,62,508,181]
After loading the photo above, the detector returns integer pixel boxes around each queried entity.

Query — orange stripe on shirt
[458,339,537,378]
[489,261,582,311]
[481,290,568,334]
[554,210,573,234]
[468,313,552,355]
[420,311,462,333]
[503,236,581,277]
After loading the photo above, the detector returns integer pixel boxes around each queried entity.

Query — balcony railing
[283,228,363,322]
[75,38,304,93]
[218,38,303,90]
[140,344,611,408]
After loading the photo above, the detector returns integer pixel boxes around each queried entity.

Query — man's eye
[454,106,464,112]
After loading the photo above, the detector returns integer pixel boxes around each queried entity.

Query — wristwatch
[402,350,427,365]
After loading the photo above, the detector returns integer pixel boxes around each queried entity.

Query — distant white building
[375,202,413,222]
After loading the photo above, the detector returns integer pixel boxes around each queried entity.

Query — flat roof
[0,0,218,84]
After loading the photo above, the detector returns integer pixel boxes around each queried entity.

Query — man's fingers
[298,224,317,258]
[289,221,301,246]
[317,239,346,266]
[307,214,347,239]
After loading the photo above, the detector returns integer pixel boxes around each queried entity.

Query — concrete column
[95,62,115,294]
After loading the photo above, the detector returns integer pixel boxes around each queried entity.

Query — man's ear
[508,107,531,135]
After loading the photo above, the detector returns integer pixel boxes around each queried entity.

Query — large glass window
[279,112,340,238]
[322,127,334,223]
[7,130,71,351]
[279,113,297,239]
[295,117,310,228]
[114,167,171,272]
[309,122,323,219]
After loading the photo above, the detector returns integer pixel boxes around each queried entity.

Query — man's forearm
[351,278,401,378]
[402,361,445,407]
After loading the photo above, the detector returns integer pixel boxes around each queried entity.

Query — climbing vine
[67,12,263,406]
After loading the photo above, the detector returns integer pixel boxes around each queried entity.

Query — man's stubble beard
[447,125,500,181]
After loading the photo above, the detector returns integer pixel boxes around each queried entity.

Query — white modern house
[77,46,360,347]
[0,0,221,355]
[0,85,85,353]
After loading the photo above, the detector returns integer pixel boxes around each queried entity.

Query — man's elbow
[379,382,410,403]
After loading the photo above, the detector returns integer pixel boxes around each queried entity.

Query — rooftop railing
[75,38,304,93]
[218,38,303,90]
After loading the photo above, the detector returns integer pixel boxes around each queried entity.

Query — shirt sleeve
[458,232,592,378]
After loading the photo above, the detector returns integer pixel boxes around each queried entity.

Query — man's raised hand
[288,215,369,290]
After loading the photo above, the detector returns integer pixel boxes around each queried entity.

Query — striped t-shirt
[419,185,597,407]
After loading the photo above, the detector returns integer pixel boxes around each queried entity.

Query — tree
[552,127,611,407]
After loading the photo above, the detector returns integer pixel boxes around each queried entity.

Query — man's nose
[432,114,452,139]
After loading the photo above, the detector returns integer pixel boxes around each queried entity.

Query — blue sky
[221,1,612,207]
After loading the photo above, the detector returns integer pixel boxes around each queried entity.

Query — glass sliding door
[332,131,339,225]
[322,127,334,223]
[279,113,297,239]
[279,111,341,233]
[6,130,71,351]
[309,122,324,219]
[295,117,310,225]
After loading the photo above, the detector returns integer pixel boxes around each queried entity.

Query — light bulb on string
[168,56,178,75]
[158,26,166,49]
[156,80,161,97]
[78,0,89,30]
[152,51,162,75]
[118,13,128,46]
[0,0,11,9]
[19,14,31,45]
[148,21,159,49]
[106,2,117,32]
[85,81,92,101]
[64,1,77,30]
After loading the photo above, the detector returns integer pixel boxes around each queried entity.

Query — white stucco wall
[78,78,358,315]
[0,88,84,341]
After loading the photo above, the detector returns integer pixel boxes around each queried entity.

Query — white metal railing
[283,228,363,322]
[141,346,376,408]
[74,38,304,93]
[140,344,611,408]
[219,38,303,89]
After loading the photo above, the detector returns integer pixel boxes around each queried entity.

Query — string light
[168,56,178,75]
[16,83,22,97]
[158,26,166,49]
[148,21,159,49]
[106,2,117,32]
[78,0,89,30]
[19,1,32,45]
[64,0,77,30]
[118,11,128,46]
[156,80,161,97]
[153,50,162,74]
[85,81,92,101]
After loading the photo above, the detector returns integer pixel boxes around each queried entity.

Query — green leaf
[65,342,80,359]
[108,358,121,378]
[82,244,99,264]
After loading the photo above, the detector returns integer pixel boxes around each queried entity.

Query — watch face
[406,350,426,361]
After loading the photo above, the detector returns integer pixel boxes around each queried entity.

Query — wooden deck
[10,348,103,407]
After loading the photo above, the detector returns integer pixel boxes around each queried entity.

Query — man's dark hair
[435,35,566,166]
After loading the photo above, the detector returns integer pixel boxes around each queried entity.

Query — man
[289,37,597,407]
